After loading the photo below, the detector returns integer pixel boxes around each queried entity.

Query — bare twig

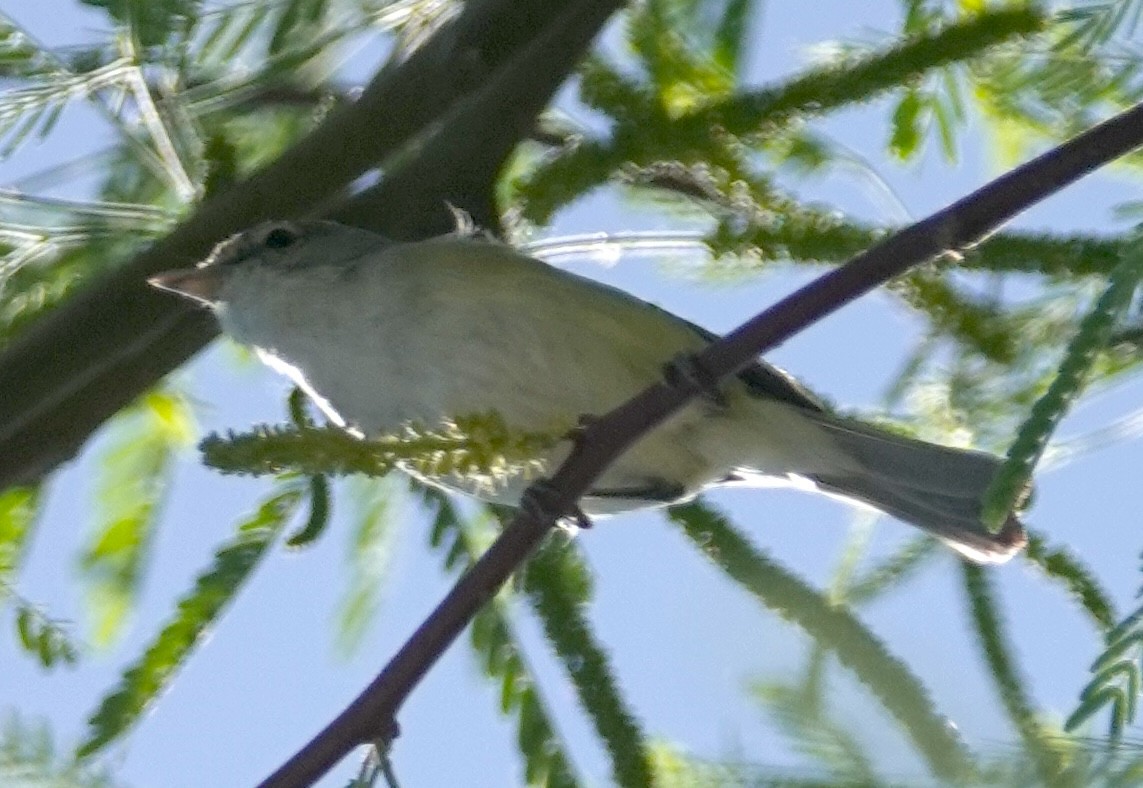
[258,100,1143,788]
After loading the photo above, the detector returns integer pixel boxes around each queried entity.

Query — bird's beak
[148,267,224,305]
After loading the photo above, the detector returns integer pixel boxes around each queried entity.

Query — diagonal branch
[333,0,623,239]
[258,100,1143,787]
[0,0,622,491]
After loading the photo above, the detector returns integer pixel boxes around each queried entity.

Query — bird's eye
[263,226,299,250]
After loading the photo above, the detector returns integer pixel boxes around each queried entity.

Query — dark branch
[334,0,621,239]
[258,98,1143,788]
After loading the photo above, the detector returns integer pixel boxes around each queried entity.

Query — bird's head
[148,219,387,308]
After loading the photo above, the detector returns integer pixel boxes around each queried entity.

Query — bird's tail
[804,413,1029,564]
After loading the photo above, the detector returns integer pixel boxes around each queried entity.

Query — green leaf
[1024,533,1116,631]
[889,89,924,159]
[523,537,652,788]
[0,486,38,583]
[962,562,1067,781]
[668,499,976,782]
[983,234,1143,528]
[415,489,580,788]
[283,387,332,548]
[201,415,557,485]
[1066,685,1125,736]
[1066,553,1143,741]
[79,0,200,48]
[1,711,122,786]
[10,600,81,670]
[285,475,330,548]
[77,483,304,757]
[197,2,267,63]
[712,0,755,76]
[36,625,55,667]
[15,605,34,651]
[0,491,78,671]
[269,0,329,57]
[80,390,190,646]
[932,75,961,161]
[334,478,400,655]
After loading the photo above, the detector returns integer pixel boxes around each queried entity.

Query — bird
[149,219,1028,563]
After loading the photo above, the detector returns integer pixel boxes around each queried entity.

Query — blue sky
[4,2,1143,786]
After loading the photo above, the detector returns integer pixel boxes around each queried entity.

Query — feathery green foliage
[842,535,938,606]
[76,481,305,757]
[1067,551,1143,739]
[0,486,37,588]
[961,562,1068,784]
[12,601,80,670]
[517,7,1043,225]
[983,233,1143,529]
[0,0,387,308]
[1,712,120,787]
[200,413,558,485]
[1024,533,1117,631]
[79,389,192,646]
[667,499,977,782]
[333,477,400,656]
[522,534,655,788]
[8,1,1143,784]
[751,655,881,785]
[1,486,82,668]
[421,489,580,787]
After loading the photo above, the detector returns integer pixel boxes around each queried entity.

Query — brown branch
[258,101,1143,788]
[333,0,622,239]
[0,0,621,491]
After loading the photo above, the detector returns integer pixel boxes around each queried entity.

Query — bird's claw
[662,352,727,407]
[521,479,593,530]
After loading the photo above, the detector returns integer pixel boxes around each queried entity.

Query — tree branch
[333,0,622,239]
[258,98,1143,788]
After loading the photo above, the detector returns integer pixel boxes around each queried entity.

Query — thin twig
[259,100,1143,788]
[124,66,197,202]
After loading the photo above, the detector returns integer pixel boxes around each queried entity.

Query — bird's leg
[360,719,401,788]
[516,415,600,530]
[662,352,727,408]
[521,478,593,530]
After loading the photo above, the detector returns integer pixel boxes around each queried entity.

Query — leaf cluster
[200,411,558,485]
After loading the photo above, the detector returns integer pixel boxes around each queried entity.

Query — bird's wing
[446,237,832,414]
[560,265,830,413]
[670,313,829,413]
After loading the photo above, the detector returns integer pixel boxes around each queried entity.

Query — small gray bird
[150,220,1028,563]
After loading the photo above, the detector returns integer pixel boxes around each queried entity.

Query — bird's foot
[663,352,727,407]
[562,413,598,445]
[521,478,593,530]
